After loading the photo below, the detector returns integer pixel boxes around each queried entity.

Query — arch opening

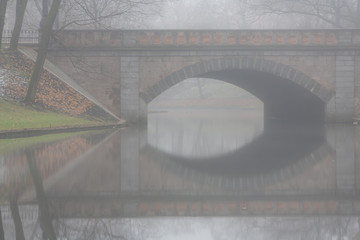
[149,78,263,112]
[141,57,332,124]
[148,78,264,159]
[142,57,331,176]
[200,69,325,123]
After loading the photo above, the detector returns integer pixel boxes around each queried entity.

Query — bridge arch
[141,57,333,122]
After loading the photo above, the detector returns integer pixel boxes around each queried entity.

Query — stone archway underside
[141,57,333,122]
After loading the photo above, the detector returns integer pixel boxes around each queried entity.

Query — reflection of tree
[52,218,160,240]
[0,208,3,240]
[355,217,360,239]
[209,217,359,240]
[2,135,94,199]
[9,200,25,240]
[148,112,263,159]
[26,149,56,240]
[47,217,360,239]
[248,0,360,28]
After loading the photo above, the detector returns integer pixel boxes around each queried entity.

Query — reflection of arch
[141,57,334,122]
[147,110,264,159]
[142,123,332,190]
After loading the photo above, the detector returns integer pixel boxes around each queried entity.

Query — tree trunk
[24,0,62,103]
[0,208,4,240]
[357,0,360,27]
[10,200,25,240]
[0,0,8,48]
[39,0,48,31]
[9,0,29,50]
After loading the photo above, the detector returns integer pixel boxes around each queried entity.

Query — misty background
[4,0,360,30]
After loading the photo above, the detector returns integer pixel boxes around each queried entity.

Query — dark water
[1,110,360,239]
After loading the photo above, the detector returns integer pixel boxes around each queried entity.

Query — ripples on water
[0,110,359,239]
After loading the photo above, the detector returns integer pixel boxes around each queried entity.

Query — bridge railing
[1,29,39,44]
[50,29,360,49]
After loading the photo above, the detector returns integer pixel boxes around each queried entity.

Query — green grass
[0,99,109,132]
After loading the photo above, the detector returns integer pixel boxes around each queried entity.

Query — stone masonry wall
[48,29,360,122]
[48,54,122,116]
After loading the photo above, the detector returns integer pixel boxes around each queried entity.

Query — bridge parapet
[53,29,360,49]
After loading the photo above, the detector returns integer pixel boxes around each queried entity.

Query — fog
[4,0,360,31]
[1,0,360,239]
[148,0,359,29]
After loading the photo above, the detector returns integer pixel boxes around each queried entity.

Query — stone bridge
[47,29,360,122]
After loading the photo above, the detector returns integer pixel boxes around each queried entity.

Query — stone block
[169,74,181,86]
[157,80,168,92]
[335,80,354,88]
[121,73,139,80]
[213,58,223,71]
[121,94,139,102]
[175,69,186,80]
[288,69,296,80]
[262,61,273,73]
[338,32,352,44]
[200,61,210,74]
[336,56,354,61]
[247,57,255,69]
[158,78,171,89]
[336,71,355,78]
[151,84,162,96]
[335,87,355,95]
[189,64,200,76]
[280,66,291,79]
[270,62,281,76]
[123,32,137,46]
[336,65,355,72]
[336,60,355,67]
[121,81,138,88]
[139,92,151,103]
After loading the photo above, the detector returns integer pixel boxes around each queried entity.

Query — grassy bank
[0,99,111,132]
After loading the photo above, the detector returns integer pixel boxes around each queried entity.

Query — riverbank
[0,99,124,138]
[0,49,122,136]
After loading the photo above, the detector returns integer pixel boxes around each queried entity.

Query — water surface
[1,110,359,239]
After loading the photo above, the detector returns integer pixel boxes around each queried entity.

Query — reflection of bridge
[40,193,360,218]
[1,125,354,218]
[47,29,360,122]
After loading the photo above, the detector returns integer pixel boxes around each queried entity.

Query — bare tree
[22,0,170,104]
[248,0,360,28]
[9,0,29,50]
[0,0,9,47]
[24,0,61,103]
[57,0,166,29]
[150,0,250,29]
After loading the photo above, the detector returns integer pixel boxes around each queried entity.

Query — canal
[1,109,359,239]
